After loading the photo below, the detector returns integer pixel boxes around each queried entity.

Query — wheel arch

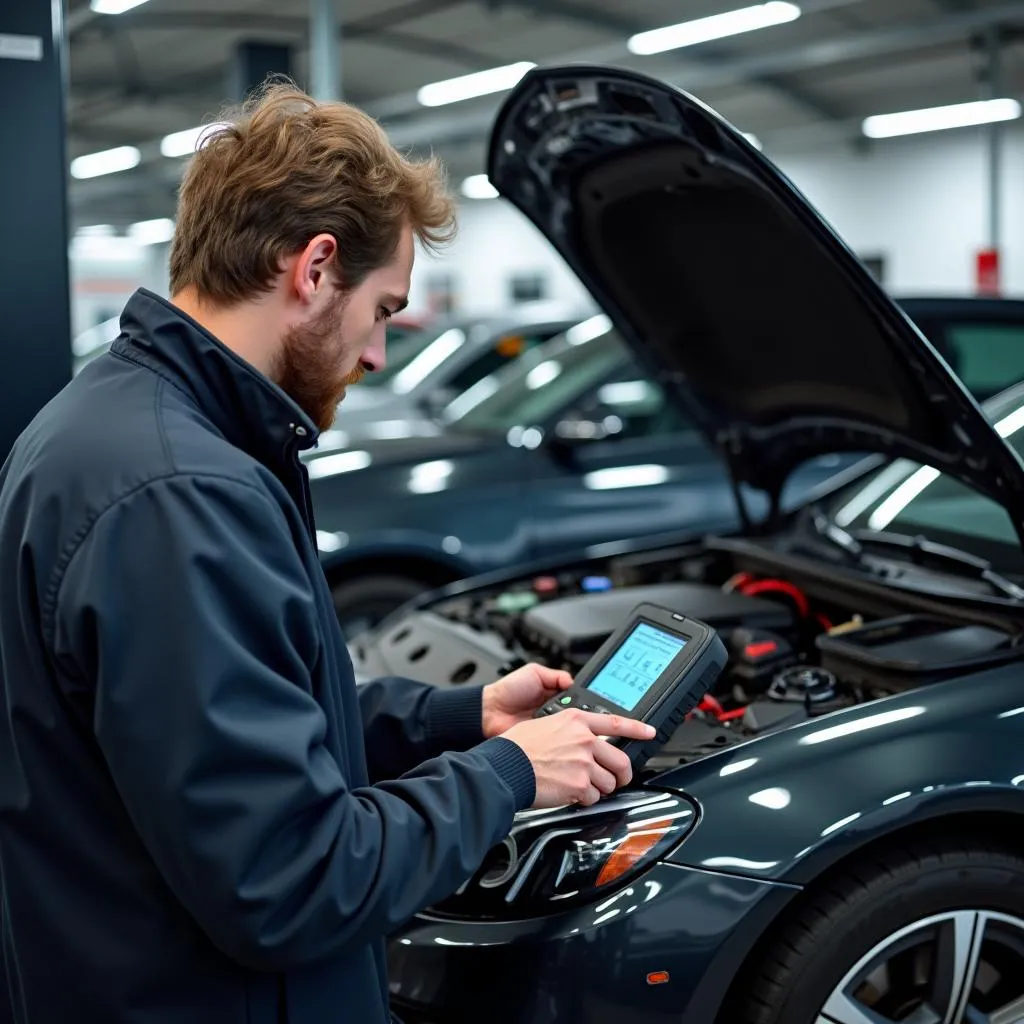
[323,549,469,592]
[710,805,1024,1024]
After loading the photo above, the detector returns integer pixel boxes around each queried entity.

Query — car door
[524,363,742,560]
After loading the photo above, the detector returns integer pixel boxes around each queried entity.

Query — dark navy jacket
[0,289,535,1024]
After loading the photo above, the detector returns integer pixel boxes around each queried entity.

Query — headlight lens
[430,790,697,920]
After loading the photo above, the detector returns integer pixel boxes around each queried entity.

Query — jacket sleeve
[356,677,488,782]
[51,473,535,971]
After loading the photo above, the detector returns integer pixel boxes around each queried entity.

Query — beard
[274,291,365,432]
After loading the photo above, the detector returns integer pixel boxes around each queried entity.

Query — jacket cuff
[475,737,536,811]
[424,685,486,751]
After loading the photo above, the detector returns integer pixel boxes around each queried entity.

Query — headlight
[430,790,697,920]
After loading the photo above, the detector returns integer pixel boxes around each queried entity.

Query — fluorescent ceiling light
[461,174,499,200]
[160,122,230,158]
[76,224,115,237]
[390,328,465,394]
[305,450,372,480]
[867,465,940,530]
[583,464,669,491]
[128,218,175,245]
[90,0,151,12]
[566,314,612,346]
[417,61,535,107]
[863,98,1022,139]
[627,2,801,56]
[70,145,141,179]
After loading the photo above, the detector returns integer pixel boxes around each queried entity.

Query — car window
[445,330,560,395]
[441,317,629,432]
[944,323,1024,400]
[573,371,694,440]
[832,384,1024,569]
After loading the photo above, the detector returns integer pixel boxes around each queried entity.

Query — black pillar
[228,41,293,101]
[0,0,72,461]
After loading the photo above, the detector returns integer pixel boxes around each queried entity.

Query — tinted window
[441,319,629,432]
[832,384,1024,568]
[367,323,460,388]
[946,323,1024,399]
[445,330,559,394]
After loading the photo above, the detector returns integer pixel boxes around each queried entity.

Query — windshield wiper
[847,527,1024,601]
[796,509,1024,600]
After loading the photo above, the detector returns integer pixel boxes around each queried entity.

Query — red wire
[739,579,811,617]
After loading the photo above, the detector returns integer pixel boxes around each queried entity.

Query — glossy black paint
[309,422,855,588]
[657,664,1024,884]
[388,861,800,1024]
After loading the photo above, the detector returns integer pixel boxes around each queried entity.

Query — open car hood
[487,65,1024,536]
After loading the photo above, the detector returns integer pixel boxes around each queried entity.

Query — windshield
[440,315,628,432]
[831,382,1024,569]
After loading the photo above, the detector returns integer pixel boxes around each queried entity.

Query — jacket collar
[113,288,320,467]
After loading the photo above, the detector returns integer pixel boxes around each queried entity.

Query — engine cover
[520,583,794,662]
[350,612,515,688]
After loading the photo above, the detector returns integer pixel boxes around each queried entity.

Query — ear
[291,233,338,306]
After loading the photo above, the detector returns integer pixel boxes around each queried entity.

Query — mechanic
[0,82,655,1024]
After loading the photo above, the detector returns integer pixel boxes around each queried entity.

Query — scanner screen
[585,622,688,712]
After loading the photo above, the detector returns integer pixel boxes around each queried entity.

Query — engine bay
[350,538,1023,773]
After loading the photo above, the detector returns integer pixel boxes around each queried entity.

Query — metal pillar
[310,0,341,101]
[229,40,293,101]
[0,0,72,460]
[984,26,1002,254]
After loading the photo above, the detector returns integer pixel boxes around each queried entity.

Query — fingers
[575,710,656,741]
[591,736,634,790]
[589,762,618,795]
[576,784,602,807]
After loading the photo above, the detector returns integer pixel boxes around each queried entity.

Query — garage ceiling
[65,0,1024,228]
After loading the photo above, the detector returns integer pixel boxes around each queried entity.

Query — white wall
[68,122,1024,333]
[777,123,1024,297]
[426,122,1024,312]
[407,201,594,317]
[70,237,170,338]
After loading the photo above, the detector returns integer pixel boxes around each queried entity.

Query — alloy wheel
[817,910,1024,1024]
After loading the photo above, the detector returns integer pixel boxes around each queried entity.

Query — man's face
[275,225,414,432]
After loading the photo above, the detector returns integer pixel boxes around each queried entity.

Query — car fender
[317,529,475,581]
[655,663,1024,884]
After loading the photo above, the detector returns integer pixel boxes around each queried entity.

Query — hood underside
[486,65,1024,537]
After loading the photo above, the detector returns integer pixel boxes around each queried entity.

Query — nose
[361,325,387,374]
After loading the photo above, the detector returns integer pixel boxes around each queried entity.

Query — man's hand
[502,710,656,807]
[481,662,574,738]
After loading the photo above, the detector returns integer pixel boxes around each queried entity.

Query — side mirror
[546,412,623,462]
[553,411,623,442]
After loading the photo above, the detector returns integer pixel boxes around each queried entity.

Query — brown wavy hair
[169,78,456,305]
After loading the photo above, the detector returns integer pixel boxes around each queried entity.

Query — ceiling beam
[69,0,1024,222]
[377,0,1024,142]
[492,0,848,121]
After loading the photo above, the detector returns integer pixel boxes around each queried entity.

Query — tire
[331,574,429,639]
[739,840,1024,1024]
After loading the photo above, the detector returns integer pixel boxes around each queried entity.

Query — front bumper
[388,861,799,1024]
